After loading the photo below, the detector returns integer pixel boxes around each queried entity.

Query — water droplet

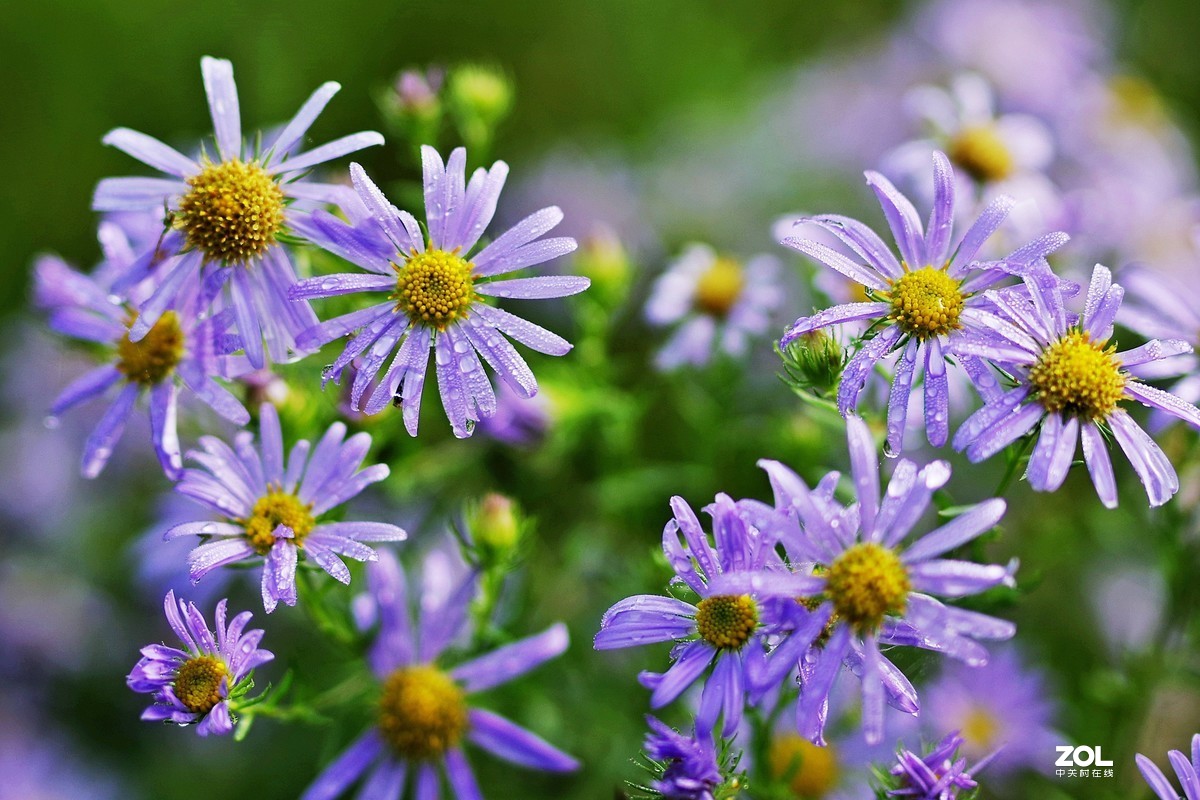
[43,415,60,429]
[883,442,899,459]
[453,339,470,354]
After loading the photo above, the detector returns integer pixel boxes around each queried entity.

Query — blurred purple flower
[646,245,781,370]
[477,377,551,446]
[301,549,577,799]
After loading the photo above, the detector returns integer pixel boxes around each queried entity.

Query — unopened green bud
[780,331,845,398]
[467,493,522,554]
[575,226,631,305]
[448,65,513,126]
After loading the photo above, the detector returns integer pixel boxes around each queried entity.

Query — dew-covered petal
[475,275,590,299]
[1080,422,1118,509]
[277,132,385,174]
[82,383,139,479]
[101,128,198,178]
[649,640,714,708]
[453,623,568,692]
[201,57,241,161]
[269,81,340,164]
[779,237,888,291]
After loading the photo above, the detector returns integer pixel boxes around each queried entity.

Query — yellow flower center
[948,125,1014,183]
[117,311,185,385]
[242,489,316,554]
[799,595,839,647]
[885,267,964,340]
[1028,330,1127,420]
[176,159,286,264]
[961,706,1000,751]
[826,543,910,634]
[694,594,758,650]
[769,734,840,798]
[173,655,227,714]
[378,665,469,761]
[693,257,745,317]
[392,248,476,330]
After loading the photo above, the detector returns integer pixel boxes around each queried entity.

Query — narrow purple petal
[201,57,241,161]
[101,128,198,178]
[779,237,888,291]
[299,732,384,800]
[1081,422,1118,509]
[864,170,925,268]
[277,132,385,174]
[452,623,567,692]
[82,383,139,478]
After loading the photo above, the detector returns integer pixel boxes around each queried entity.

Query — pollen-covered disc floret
[243,488,316,553]
[1028,330,1127,420]
[948,125,1014,183]
[173,655,228,714]
[391,248,476,329]
[886,266,965,339]
[117,310,185,385]
[378,666,469,761]
[176,158,285,264]
[825,542,910,633]
[693,257,745,317]
[695,594,758,650]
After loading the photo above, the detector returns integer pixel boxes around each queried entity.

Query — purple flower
[35,229,249,479]
[166,403,407,612]
[953,263,1200,507]
[645,244,782,370]
[1117,264,1200,429]
[887,733,982,799]
[93,56,383,368]
[1138,734,1200,800]
[748,416,1014,745]
[643,717,724,800]
[301,549,578,800]
[922,647,1060,777]
[779,150,1069,454]
[594,494,784,737]
[289,147,588,438]
[126,590,273,736]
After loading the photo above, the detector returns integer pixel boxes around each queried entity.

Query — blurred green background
[2,0,1198,319]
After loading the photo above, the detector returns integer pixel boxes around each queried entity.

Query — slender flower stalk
[290,147,587,438]
[93,56,383,368]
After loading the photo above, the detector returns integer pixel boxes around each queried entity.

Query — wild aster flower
[93,56,383,368]
[301,549,577,800]
[1138,734,1200,800]
[893,74,1054,190]
[126,590,273,736]
[35,236,249,479]
[1117,264,1200,428]
[643,717,725,800]
[886,733,984,799]
[922,647,1060,777]
[645,244,781,370]
[952,264,1200,507]
[166,403,406,612]
[594,494,785,736]
[780,150,1069,453]
[747,416,1014,745]
[289,148,587,438]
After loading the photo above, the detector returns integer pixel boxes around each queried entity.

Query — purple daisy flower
[288,147,588,438]
[887,733,983,799]
[93,56,383,368]
[645,244,782,370]
[595,494,784,737]
[643,716,725,800]
[1138,734,1200,800]
[779,150,1069,453]
[952,263,1200,507]
[922,647,1060,778]
[743,416,1014,745]
[1117,264,1200,429]
[165,403,407,612]
[301,549,578,800]
[127,590,273,736]
[35,229,249,479]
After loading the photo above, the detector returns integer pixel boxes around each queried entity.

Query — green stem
[995,434,1035,497]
